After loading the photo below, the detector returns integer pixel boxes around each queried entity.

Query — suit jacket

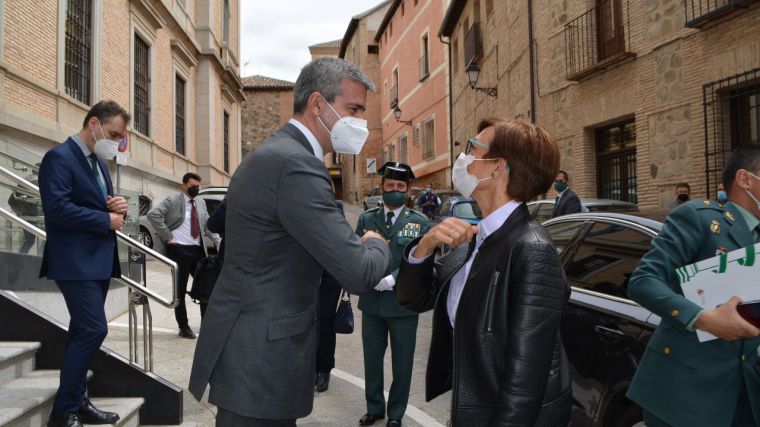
[38,137,120,281]
[551,188,581,218]
[355,206,430,317]
[188,123,390,419]
[627,199,760,426]
[146,191,219,256]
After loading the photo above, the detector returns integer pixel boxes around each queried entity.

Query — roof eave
[339,18,360,58]
[374,0,402,43]
[438,0,468,38]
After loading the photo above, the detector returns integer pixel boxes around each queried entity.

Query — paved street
[103,203,451,427]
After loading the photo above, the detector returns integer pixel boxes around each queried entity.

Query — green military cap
[378,162,415,182]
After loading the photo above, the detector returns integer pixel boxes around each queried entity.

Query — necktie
[190,199,200,239]
[88,154,107,199]
[386,211,394,228]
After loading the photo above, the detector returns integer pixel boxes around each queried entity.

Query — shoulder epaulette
[692,198,723,211]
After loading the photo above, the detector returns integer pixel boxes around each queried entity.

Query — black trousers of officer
[165,243,205,328]
[316,271,342,373]
[216,407,295,427]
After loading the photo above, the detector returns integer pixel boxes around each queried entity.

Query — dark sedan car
[542,212,664,427]
[529,198,639,222]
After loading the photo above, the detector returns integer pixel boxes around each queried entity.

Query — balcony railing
[390,84,398,108]
[564,0,633,81]
[419,54,430,81]
[464,22,483,67]
[685,0,758,27]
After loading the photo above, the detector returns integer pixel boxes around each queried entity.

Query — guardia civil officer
[355,162,431,427]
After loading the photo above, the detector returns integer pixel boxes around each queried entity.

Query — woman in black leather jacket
[396,118,571,426]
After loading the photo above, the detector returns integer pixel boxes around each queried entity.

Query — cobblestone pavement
[103,203,451,427]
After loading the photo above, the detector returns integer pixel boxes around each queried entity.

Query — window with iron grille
[389,143,395,162]
[413,125,420,147]
[419,34,430,81]
[703,68,760,197]
[596,120,637,203]
[134,35,150,136]
[423,118,435,160]
[685,0,755,28]
[399,134,408,164]
[464,22,483,67]
[223,111,230,173]
[65,0,92,104]
[175,76,186,155]
[223,0,230,43]
[564,0,632,81]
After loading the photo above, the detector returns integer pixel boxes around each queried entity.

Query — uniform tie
[190,199,200,239]
[386,211,394,228]
[88,154,107,199]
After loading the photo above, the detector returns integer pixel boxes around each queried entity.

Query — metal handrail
[0,165,179,308]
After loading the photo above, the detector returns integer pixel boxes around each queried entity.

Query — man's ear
[306,92,323,117]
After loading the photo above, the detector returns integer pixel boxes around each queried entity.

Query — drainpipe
[528,0,537,124]
[439,33,454,189]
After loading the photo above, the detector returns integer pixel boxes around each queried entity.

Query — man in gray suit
[188,58,391,426]
[147,172,220,338]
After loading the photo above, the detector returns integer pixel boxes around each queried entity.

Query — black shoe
[315,372,330,392]
[47,412,83,427]
[78,398,120,424]
[179,326,196,339]
[359,413,385,426]
[387,420,402,427]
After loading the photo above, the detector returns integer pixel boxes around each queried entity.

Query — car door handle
[594,325,625,338]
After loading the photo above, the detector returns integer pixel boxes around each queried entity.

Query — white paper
[678,244,760,342]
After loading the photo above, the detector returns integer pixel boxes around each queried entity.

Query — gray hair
[293,57,375,114]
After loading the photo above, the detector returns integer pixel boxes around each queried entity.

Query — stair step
[86,397,145,427]
[0,369,59,427]
[0,341,41,382]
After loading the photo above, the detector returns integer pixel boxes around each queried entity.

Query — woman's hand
[415,218,479,259]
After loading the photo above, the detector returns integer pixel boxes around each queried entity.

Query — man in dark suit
[551,170,581,218]
[38,100,129,427]
[189,57,391,426]
[627,146,760,426]
[355,162,430,427]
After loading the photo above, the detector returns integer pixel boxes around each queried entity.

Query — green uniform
[355,206,430,420]
[627,199,760,427]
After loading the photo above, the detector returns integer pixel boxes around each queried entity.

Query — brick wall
[240,88,294,154]
[448,0,760,208]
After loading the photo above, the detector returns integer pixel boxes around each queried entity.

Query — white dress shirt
[71,133,106,190]
[288,118,324,162]
[409,200,521,327]
[171,193,202,246]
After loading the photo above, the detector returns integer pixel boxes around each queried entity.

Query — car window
[535,203,555,222]
[587,204,639,213]
[565,221,652,299]
[437,200,453,217]
[543,220,585,255]
[369,188,381,197]
[452,202,482,220]
[204,199,221,216]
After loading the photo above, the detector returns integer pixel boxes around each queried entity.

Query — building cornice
[375,0,401,42]
[439,0,468,38]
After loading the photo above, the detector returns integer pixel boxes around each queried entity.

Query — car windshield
[453,202,482,220]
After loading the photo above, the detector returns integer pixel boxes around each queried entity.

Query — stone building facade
[240,75,294,158]
[441,0,760,208]
[376,0,452,191]
[0,0,244,210]
[339,1,391,204]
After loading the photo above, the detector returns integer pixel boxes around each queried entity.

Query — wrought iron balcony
[564,0,634,81]
[390,84,398,109]
[685,0,758,28]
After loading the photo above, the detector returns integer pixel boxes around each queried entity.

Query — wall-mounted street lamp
[465,63,497,97]
[393,106,413,126]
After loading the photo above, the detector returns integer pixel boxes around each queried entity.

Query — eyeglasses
[465,138,489,155]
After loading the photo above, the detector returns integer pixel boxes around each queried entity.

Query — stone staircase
[0,341,146,427]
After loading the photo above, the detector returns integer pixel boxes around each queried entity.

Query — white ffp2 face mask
[318,99,369,155]
[92,122,118,160]
[451,153,499,198]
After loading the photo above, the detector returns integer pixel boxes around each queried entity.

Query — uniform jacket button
[664,346,671,355]
[671,309,680,317]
